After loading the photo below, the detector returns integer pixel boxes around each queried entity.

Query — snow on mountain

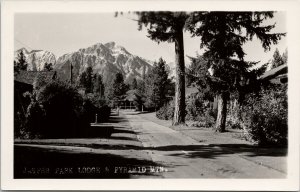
[55,42,153,84]
[14,48,56,71]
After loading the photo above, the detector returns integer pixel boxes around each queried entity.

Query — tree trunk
[215,92,228,132]
[70,62,73,85]
[172,29,186,125]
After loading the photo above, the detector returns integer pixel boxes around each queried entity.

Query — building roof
[14,70,56,85]
[259,64,287,81]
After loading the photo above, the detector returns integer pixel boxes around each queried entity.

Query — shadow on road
[108,114,129,123]
[112,127,137,135]
[19,143,286,158]
[157,144,287,159]
[124,111,153,115]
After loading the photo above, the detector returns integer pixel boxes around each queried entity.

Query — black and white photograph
[1,0,300,190]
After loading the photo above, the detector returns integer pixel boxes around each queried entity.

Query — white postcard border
[1,0,300,190]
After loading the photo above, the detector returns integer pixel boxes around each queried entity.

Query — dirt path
[124,111,287,178]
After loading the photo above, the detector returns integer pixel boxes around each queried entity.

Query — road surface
[123,111,287,178]
[14,110,287,178]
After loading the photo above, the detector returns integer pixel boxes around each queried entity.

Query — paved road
[123,111,287,178]
[14,110,287,178]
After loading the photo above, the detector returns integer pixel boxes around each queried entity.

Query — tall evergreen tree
[136,12,191,125]
[271,48,284,69]
[133,79,146,111]
[14,50,28,73]
[282,49,288,65]
[44,62,53,71]
[189,11,285,132]
[187,56,214,102]
[131,78,138,90]
[144,58,169,110]
[111,72,128,103]
[93,74,105,97]
[79,66,94,93]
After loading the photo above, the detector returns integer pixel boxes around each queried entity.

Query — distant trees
[282,49,288,65]
[132,79,146,111]
[107,72,128,105]
[14,50,28,74]
[188,11,285,132]
[143,58,169,110]
[129,77,143,110]
[131,78,138,90]
[79,66,94,93]
[44,62,53,71]
[271,48,287,69]
[79,66,105,97]
[93,73,105,97]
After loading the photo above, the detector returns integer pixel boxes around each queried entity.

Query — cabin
[259,64,287,84]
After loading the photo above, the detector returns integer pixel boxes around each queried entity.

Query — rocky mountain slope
[54,42,152,84]
[14,48,56,71]
[15,42,177,84]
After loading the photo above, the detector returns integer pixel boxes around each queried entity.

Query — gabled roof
[14,71,56,85]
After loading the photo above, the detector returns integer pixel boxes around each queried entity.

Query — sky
[14,12,287,66]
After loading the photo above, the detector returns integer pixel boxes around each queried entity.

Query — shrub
[36,81,83,138]
[241,85,287,146]
[79,93,110,121]
[78,98,98,127]
[18,80,111,139]
[156,96,216,128]
[87,93,107,108]
[14,91,32,139]
[25,99,45,138]
[190,118,207,127]
[226,116,243,130]
[156,100,174,120]
[204,108,217,127]
[14,111,27,139]
[185,96,205,121]
[75,97,111,136]
[226,120,243,130]
[97,105,111,122]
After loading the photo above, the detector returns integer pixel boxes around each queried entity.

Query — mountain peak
[55,41,152,84]
[17,47,29,54]
[104,42,129,55]
[29,50,43,54]
[104,42,116,49]
[14,48,56,71]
